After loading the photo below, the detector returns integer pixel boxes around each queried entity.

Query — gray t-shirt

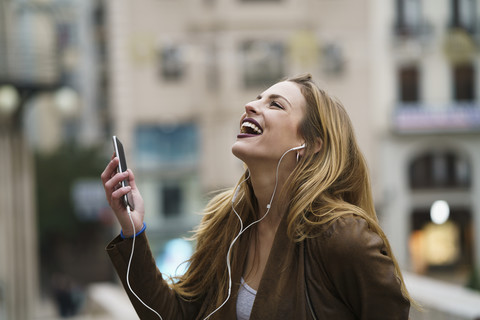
[236,277,257,320]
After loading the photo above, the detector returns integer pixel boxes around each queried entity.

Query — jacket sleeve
[310,215,410,320]
[106,232,202,320]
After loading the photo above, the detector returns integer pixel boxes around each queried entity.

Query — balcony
[392,20,434,48]
[392,103,480,134]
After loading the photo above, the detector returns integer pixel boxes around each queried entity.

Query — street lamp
[0,1,80,319]
[54,86,79,118]
[431,200,450,225]
[0,85,19,116]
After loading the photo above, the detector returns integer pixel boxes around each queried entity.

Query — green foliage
[35,143,107,243]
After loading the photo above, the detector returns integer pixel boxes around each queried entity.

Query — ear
[297,138,322,158]
[312,137,323,154]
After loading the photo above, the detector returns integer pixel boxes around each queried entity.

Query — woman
[101,74,412,319]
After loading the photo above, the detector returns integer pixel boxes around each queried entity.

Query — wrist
[120,222,146,239]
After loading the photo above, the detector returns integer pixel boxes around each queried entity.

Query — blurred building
[0,0,108,318]
[1,0,108,154]
[105,0,376,255]
[372,0,480,286]
[20,0,109,151]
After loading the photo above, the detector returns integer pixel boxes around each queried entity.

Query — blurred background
[0,0,480,319]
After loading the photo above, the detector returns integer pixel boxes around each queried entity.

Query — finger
[111,185,132,202]
[101,157,116,184]
[101,157,119,184]
[104,171,129,193]
[104,174,127,202]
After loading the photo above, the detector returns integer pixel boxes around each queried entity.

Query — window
[241,40,284,88]
[395,0,422,35]
[135,123,200,220]
[135,123,198,169]
[161,184,183,217]
[408,150,474,277]
[454,63,475,102]
[451,0,476,33]
[321,43,345,75]
[398,66,419,102]
[159,45,185,81]
[410,208,472,272]
[409,151,471,189]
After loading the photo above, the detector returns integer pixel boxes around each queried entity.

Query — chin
[232,140,260,164]
[231,142,245,160]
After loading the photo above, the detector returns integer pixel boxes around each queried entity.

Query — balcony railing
[392,20,434,45]
[393,103,480,134]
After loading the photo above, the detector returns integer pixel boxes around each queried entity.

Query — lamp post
[0,80,79,319]
[0,85,19,116]
[0,83,38,320]
[0,84,21,320]
[0,0,69,318]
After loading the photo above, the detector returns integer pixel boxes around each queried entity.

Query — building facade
[372,0,480,285]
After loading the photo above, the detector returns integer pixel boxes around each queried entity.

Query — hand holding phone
[112,136,135,210]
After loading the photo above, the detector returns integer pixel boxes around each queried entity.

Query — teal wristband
[120,222,146,239]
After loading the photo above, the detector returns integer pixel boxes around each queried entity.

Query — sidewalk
[34,283,137,320]
[405,272,480,320]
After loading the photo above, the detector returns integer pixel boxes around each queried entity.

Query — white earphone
[289,143,306,151]
[290,143,306,162]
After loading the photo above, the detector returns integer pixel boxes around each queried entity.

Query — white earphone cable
[125,205,163,320]
[125,144,303,320]
[203,145,301,319]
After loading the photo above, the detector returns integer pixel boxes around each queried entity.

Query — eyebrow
[257,94,292,108]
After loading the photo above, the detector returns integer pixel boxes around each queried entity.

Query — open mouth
[240,118,263,135]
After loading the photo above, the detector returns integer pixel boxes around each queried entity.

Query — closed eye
[270,101,284,109]
[255,94,287,110]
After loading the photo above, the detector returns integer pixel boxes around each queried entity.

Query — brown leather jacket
[106,214,410,319]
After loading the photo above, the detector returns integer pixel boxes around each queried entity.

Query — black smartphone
[112,136,135,210]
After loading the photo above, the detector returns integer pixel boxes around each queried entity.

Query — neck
[246,156,296,227]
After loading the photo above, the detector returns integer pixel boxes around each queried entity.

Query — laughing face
[232,81,306,165]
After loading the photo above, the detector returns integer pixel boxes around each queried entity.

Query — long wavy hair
[171,73,413,312]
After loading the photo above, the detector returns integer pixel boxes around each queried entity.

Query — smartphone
[112,136,135,210]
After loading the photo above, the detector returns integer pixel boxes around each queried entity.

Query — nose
[245,102,258,115]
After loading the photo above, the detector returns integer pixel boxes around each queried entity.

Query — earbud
[289,143,306,151]
[290,143,305,163]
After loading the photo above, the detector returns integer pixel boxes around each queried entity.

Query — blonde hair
[284,74,413,305]
[171,74,414,312]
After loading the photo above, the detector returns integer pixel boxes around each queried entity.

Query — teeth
[241,122,262,134]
